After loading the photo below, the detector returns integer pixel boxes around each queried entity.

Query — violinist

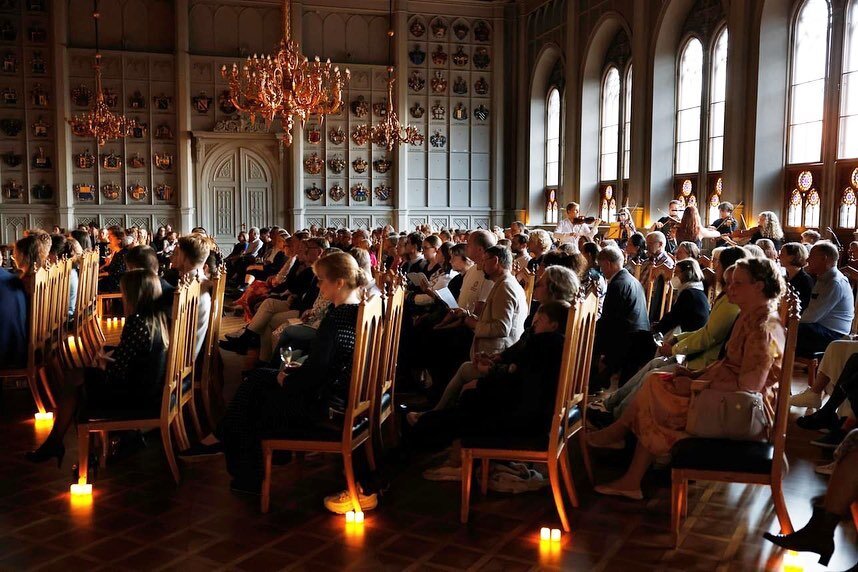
[605,207,636,249]
[726,211,785,251]
[650,199,683,253]
[708,202,738,247]
[554,202,600,244]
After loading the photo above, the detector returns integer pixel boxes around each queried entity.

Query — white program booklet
[435,287,459,309]
[407,272,429,289]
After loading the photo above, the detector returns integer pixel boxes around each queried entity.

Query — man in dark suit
[591,246,651,392]
[0,266,27,368]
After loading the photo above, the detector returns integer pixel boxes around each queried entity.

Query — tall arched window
[838,0,858,228]
[672,2,728,223]
[599,29,631,222]
[545,87,561,224]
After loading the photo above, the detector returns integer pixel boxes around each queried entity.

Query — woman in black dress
[780,242,814,314]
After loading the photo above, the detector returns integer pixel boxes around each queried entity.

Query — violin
[571,216,599,225]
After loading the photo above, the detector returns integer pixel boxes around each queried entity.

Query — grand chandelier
[220,0,348,146]
[354,1,423,151]
[66,0,136,147]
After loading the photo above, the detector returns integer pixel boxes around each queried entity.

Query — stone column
[175,0,194,232]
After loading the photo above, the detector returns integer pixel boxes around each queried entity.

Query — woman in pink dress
[587,257,787,500]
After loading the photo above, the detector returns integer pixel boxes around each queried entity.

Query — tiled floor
[1,319,856,571]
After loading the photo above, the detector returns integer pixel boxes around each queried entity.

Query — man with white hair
[592,246,650,391]
[642,231,675,321]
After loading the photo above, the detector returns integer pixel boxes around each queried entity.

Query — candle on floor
[540,527,551,541]
[781,550,804,572]
[34,411,53,422]
[70,480,92,496]
[550,529,561,542]
[345,510,364,523]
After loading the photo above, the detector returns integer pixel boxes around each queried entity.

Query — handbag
[686,388,769,441]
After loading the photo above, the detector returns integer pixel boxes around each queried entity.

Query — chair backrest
[550,284,600,453]
[772,287,801,466]
[25,265,51,370]
[645,265,674,320]
[160,276,201,419]
[522,271,536,309]
[200,265,226,380]
[75,250,100,326]
[628,260,642,281]
[342,295,384,442]
[702,266,717,307]
[374,284,406,416]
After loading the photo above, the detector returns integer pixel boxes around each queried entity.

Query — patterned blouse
[106,313,167,402]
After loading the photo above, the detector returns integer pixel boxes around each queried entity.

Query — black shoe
[25,441,65,468]
[811,430,846,449]
[763,507,838,566]
[178,442,224,462]
[230,479,261,495]
[797,409,840,432]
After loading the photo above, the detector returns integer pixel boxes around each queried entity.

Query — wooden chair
[50,257,76,370]
[628,260,643,282]
[196,265,227,429]
[70,250,105,366]
[522,270,536,309]
[261,295,385,513]
[460,286,600,531]
[0,264,56,413]
[76,276,201,484]
[373,283,406,449]
[645,264,674,320]
[669,288,800,547]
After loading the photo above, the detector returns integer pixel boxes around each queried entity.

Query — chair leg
[547,456,570,532]
[808,359,818,388]
[38,366,57,410]
[77,428,90,484]
[579,429,594,485]
[184,398,203,441]
[460,449,473,524]
[681,480,688,520]
[175,412,192,450]
[26,371,46,415]
[343,451,362,514]
[560,452,579,508]
[670,471,682,548]
[480,458,489,496]
[771,480,793,534]
[161,422,180,484]
[99,431,108,469]
[261,445,273,513]
[364,438,377,472]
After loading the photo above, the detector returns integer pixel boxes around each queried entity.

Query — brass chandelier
[66,0,136,147]
[355,0,423,151]
[220,0,349,146]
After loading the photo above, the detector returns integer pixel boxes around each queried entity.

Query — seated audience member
[708,201,738,246]
[151,227,167,254]
[221,238,323,358]
[70,229,92,252]
[213,253,380,506]
[98,226,129,293]
[420,235,442,276]
[246,230,289,283]
[58,237,84,320]
[0,235,47,368]
[595,246,747,421]
[674,241,699,261]
[527,229,553,272]
[233,237,296,320]
[510,220,527,236]
[624,232,647,269]
[779,242,814,313]
[652,258,709,336]
[743,243,766,258]
[350,247,382,298]
[510,234,531,279]
[226,226,263,285]
[126,245,175,311]
[411,300,571,481]
[797,352,858,445]
[794,242,853,358]
[587,257,786,500]
[591,246,650,391]
[399,232,429,275]
[763,429,858,566]
[169,234,212,359]
[801,229,821,246]
[226,232,249,262]
[26,269,169,465]
[410,241,456,308]
[642,231,676,321]
[756,238,779,261]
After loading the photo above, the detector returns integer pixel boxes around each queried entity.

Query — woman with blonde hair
[26,269,169,465]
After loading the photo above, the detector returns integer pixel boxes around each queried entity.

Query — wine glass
[280,346,293,369]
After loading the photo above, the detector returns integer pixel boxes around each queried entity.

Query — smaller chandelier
[66,1,135,147]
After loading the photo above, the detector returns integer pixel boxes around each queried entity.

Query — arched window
[788,0,829,165]
[623,64,633,179]
[546,87,561,188]
[676,38,703,175]
[600,67,620,181]
[598,29,631,222]
[672,3,729,224]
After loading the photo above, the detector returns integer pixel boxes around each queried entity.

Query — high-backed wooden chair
[645,264,674,320]
[460,286,600,531]
[50,257,76,370]
[261,295,385,513]
[196,265,227,429]
[669,288,800,547]
[69,250,105,366]
[76,276,201,484]
[0,265,55,413]
[373,283,405,449]
[628,260,643,282]
[522,271,536,309]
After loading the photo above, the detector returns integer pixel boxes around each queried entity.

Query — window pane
[624,65,632,180]
[546,163,559,187]
[600,152,618,180]
[601,126,619,153]
[600,67,620,182]
[709,136,724,171]
[840,2,858,157]
[676,140,700,173]
[842,71,858,116]
[709,101,725,138]
[789,0,830,164]
[678,39,704,111]
[623,150,630,179]
[846,0,858,73]
[708,29,728,171]
[789,122,824,163]
[838,115,858,158]
[677,107,701,142]
[711,29,728,104]
[546,88,561,186]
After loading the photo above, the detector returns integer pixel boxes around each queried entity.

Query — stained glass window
[600,185,617,221]
[788,189,804,226]
[708,177,723,224]
[840,186,857,227]
[709,29,728,171]
[676,38,704,174]
[805,189,821,226]
[788,0,830,164]
[546,88,561,187]
[600,67,620,180]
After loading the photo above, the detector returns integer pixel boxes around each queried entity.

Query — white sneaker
[422,463,462,481]
[790,388,822,408]
[323,487,378,514]
[814,461,837,476]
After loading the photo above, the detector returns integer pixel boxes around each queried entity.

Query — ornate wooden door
[208,147,272,245]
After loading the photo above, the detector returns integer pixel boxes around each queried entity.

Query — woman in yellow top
[587,257,786,500]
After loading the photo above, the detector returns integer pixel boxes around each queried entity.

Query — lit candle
[354,511,364,523]
[540,527,551,541]
[34,411,53,422]
[120,317,125,327]
[782,551,804,572]
[70,481,92,496]
[550,529,561,542]
[345,510,355,523]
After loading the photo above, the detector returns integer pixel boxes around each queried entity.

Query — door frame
[192,131,285,245]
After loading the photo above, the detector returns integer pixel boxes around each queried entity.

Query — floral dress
[623,304,785,456]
